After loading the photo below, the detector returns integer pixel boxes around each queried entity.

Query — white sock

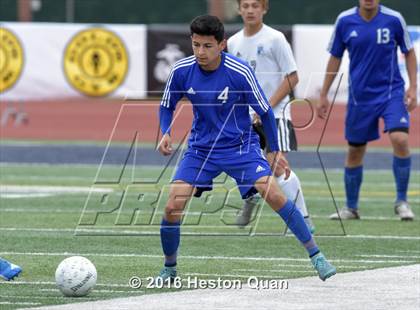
[277,170,309,217]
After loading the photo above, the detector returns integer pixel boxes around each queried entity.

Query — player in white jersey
[228,0,314,232]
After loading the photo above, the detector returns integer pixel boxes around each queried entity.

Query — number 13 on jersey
[377,28,390,44]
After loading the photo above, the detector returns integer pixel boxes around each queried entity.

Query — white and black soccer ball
[55,256,97,297]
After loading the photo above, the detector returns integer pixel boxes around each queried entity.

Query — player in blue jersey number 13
[157,15,336,282]
[318,0,418,221]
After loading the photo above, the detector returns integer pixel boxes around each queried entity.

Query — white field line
[2,161,420,173]
[357,254,420,259]
[1,208,83,213]
[183,273,292,279]
[0,175,89,181]
[0,302,41,305]
[39,289,142,294]
[234,265,374,272]
[1,194,57,199]
[0,162,113,168]
[274,263,378,268]
[396,250,420,254]
[0,185,113,199]
[1,196,419,204]
[1,207,419,219]
[2,173,419,187]
[0,295,96,300]
[0,199,420,213]
[0,185,113,194]
[228,270,311,274]
[310,215,406,221]
[1,227,420,240]
[0,251,417,264]
[0,281,132,288]
[302,181,420,187]
[304,196,420,203]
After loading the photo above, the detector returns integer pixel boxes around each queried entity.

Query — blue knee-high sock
[345,166,363,210]
[277,200,319,257]
[393,156,411,202]
[160,219,180,267]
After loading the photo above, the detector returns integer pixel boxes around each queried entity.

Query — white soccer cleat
[394,201,414,221]
[236,194,261,227]
[329,207,360,220]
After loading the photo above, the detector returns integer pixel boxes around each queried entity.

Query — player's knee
[390,133,409,148]
[389,132,409,155]
[265,188,286,206]
[164,200,185,220]
[273,165,284,178]
[394,139,409,152]
[347,147,365,166]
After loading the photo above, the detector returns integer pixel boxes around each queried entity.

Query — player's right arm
[318,15,345,119]
[318,56,342,119]
[158,64,184,156]
[404,49,418,112]
[394,13,418,112]
[270,33,299,108]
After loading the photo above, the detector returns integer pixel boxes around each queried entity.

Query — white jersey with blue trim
[228,24,297,119]
[328,5,413,105]
[160,52,271,151]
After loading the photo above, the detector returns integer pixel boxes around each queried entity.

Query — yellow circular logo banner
[0,27,24,93]
[64,28,128,97]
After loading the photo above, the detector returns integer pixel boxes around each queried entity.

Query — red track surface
[1,99,419,147]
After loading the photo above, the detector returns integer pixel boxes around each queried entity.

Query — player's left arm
[404,49,418,112]
[269,34,299,108]
[394,14,418,111]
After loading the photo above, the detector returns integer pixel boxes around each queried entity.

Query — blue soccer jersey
[328,5,413,105]
[160,52,278,151]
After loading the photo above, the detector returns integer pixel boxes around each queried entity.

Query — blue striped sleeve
[328,18,345,58]
[159,59,192,135]
[394,14,413,53]
[160,66,183,110]
[159,105,174,135]
[225,56,270,115]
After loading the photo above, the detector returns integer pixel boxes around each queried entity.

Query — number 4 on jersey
[217,86,229,103]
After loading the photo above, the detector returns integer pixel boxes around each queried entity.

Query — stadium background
[0,0,419,146]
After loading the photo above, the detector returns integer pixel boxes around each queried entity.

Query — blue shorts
[345,98,410,144]
[173,144,272,199]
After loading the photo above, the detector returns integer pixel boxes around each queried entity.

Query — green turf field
[0,163,419,309]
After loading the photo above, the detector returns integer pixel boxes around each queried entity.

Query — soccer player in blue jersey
[318,0,417,220]
[157,15,336,282]
[0,257,22,281]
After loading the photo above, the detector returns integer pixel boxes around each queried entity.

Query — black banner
[147,24,292,96]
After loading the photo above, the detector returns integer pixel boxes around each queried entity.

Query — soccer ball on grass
[55,256,97,297]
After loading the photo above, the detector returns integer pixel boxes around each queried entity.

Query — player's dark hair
[190,15,225,43]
